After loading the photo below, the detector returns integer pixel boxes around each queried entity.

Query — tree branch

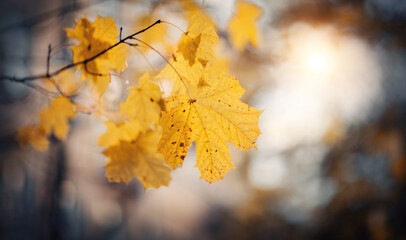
[0,20,162,84]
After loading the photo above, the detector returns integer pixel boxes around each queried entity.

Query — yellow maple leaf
[66,16,127,95]
[98,120,141,147]
[158,75,262,183]
[17,126,50,151]
[39,97,76,140]
[120,73,162,127]
[177,15,219,66]
[103,128,171,189]
[227,1,262,50]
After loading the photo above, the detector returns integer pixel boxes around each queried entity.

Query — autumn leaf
[103,128,171,189]
[66,16,127,95]
[120,73,163,127]
[177,15,219,66]
[158,74,262,183]
[18,126,50,151]
[227,1,262,50]
[39,97,77,140]
[98,120,141,147]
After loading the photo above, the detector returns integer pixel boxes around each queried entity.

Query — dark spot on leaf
[150,98,154,102]
[206,149,208,152]
[183,109,185,112]
[171,141,176,145]
[171,124,174,128]
[215,150,218,152]
[180,155,185,160]
[87,44,91,50]
[180,142,184,147]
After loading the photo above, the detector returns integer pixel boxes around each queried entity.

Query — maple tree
[3,1,263,189]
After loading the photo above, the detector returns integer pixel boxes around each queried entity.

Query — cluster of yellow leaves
[65,16,127,95]
[98,73,171,189]
[18,97,76,151]
[18,9,263,188]
[227,1,262,50]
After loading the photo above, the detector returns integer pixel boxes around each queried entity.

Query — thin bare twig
[46,44,51,77]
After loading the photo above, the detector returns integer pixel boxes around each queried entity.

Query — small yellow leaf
[177,15,219,66]
[18,126,49,151]
[120,73,162,127]
[39,97,76,140]
[98,120,141,147]
[158,75,262,183]
[103,129,171,189]
[227,1,262,50]
[66,16,127,95]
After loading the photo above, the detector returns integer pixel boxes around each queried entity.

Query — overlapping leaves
[18,11,262,188]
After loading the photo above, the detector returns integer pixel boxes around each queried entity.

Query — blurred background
[1,0,406,239]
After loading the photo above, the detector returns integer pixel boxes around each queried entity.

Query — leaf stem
[161,20,188,35]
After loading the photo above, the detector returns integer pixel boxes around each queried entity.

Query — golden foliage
[18,12,262,187]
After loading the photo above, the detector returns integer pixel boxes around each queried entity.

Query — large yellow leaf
[103,129,171,189]
[38,97,76,140]
[177,15,219,66]
[98,120,141,147]
[227,1,262,50]
[158,75,262,183]
[17,126,49,151]
[66,16,127,95]
[120,73,162,127]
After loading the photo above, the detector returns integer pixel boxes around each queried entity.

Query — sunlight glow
[306,52,329,72]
